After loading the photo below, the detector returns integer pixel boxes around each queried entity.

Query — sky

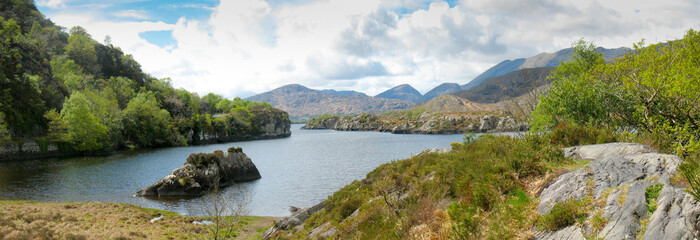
[37,0,700,98]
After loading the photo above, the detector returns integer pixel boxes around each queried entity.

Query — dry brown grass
[0,201,276,240]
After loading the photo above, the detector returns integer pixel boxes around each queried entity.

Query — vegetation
[0,1,284,155]
[268,125,619,239]
[272,30,700,239]
[531,29,700,199]
[0,201,273,240]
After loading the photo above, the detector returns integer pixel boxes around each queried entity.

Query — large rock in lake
[136,147,261,197]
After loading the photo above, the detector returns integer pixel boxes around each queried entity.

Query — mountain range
[245,84,411,120]
[246,46,632,119]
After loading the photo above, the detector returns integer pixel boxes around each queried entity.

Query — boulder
[536,142,700,239]
[136,147,261,197]
[261,202,325,239]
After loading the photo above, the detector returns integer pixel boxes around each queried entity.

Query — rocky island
[137,147,261,197]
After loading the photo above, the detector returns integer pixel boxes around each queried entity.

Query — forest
[0,0,282,153]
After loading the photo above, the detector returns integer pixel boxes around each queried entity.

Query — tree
[121,91,184,148]
[0,111,11,144]
[44,109,70,143]
[530,39,609,131]
[201,172,250,239]
[61,91,109,151]
[65,26,99,75]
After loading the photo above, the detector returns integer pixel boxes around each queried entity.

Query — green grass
[538,198,590,231]
[646,184,663,214]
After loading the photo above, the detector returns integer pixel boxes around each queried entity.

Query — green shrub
[546,123,618,147]
[538,198,589,231]
[448,202,479,239]
[645,184,663,214]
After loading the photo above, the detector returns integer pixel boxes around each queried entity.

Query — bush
[538,198,588,231]
[546,123,618,147]
[645,184,663,214]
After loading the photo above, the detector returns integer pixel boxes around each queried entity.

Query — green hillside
[0,0,287,155]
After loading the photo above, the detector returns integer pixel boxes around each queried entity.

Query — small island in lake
[137,147,261,197]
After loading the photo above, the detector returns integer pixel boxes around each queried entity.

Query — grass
[270,132,579,239]
[645,184,663,214]
[0,201,276,239]
[538,198,590,231]
[265,123,624,239]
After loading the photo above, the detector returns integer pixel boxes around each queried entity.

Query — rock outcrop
[187,107,291,145]
[303,113,527,134]
[261,202,325,239]
[536,142,700,239]
[136,147,261,197]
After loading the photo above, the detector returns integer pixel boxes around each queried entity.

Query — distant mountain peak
[375,84,422,103]
[245,84,411,120]
[420,83,461,102]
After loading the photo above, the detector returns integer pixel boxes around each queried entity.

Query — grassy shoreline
[0,201,276,239]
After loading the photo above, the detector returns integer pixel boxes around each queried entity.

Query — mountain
[374,84,422,103]
[245,84,412,119]
[319,89,366,96]
[420,83,462,102]
[418,94,496,113]
[453,67,555,103]
[462,47,631,90]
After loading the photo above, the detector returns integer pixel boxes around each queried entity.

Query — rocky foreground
[302,112,527,134]
[137,147,261,197]
[262,142,700,239]
[537,142,700,239]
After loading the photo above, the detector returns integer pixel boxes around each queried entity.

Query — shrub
[645,184,663,214]
[546,123,618,147]
[538,198,589,231]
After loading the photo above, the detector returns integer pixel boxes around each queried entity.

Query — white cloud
[113,10,151,20]
[45,0,700,98]
[37,0,65,8]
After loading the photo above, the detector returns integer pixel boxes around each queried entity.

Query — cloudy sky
[37,0,700,98]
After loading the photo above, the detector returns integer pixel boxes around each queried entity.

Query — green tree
[0,111,11,144]
[121,91,184,148]
[530,39,611,131]
[61,91,108,151]
[202,93,223,114]
[51,54,93,92]
[44,109,70,143]
[0,17,47,135]
[65,26,99,75]
[108,76,136,108]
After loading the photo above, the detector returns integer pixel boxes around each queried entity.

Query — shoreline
[0,132,291,163]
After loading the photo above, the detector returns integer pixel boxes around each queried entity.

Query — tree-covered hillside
[0,0,288,153]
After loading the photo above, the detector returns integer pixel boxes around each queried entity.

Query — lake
[0,124,473,216]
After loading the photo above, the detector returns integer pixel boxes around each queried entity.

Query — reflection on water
[0,124,490,216]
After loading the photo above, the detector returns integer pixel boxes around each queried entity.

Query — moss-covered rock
[136,147,261,197]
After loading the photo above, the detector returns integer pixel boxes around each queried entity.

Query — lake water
[0,124,471,216]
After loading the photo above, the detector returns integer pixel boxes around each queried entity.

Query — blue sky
[37,0,700,98]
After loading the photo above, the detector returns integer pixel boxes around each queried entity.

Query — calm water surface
[0,124,473,216]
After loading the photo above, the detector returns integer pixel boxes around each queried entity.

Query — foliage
[538,198,589,231]
[279,133,566,239]
[61,91,108,151]
[531,30,700,200]
[66,26,99,75]
[0,112,10,144]
[0,0,286,156]
[121,91,182,148]
[43,109,70,143]
[645,184,663,214]
[546,123,618,146]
